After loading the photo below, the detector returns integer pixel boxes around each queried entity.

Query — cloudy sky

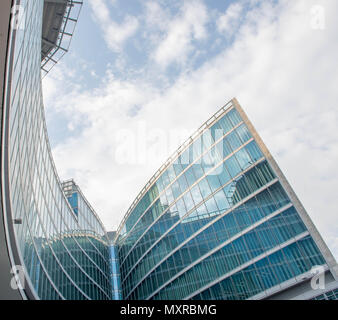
[42,0,338,259]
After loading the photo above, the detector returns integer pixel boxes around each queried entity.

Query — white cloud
[144,1,169,30]
[152,0,209,68]
[46,0,338,260]
[105,15,139,52]
[89,0,139,52]
[217,2,244,37]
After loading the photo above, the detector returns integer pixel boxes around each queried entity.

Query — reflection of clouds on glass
[310,5,326,30]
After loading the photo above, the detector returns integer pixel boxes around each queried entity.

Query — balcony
[41,0,83,77]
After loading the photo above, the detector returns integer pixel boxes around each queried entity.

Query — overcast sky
[42,0,338,259]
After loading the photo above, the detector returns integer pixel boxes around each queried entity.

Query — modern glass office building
[0,0,337,300]
[114,99,338,300]
[0,0,112,300]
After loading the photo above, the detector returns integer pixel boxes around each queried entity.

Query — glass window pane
[225,155,241,178]
[214,189,230,211]
[185,167,196,186]
[227,108,242,126]
[235,148,252,170]
[227,131,242,151]
[236,124,252,143]
[245,141,263,162]
[199,179,212,199]
[218,114,233,133]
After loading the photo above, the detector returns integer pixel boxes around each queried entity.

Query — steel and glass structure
[108,232,122,300]
[0,0,112,300]
[0,0,337,301]
[114,99,338,300]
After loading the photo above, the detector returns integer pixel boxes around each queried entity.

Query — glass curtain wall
[115,103,327,300]
[2,0,112,300]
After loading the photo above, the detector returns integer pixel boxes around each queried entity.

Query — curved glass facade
[115,101,336,300]
[1,0,112,300]
[1,0,337,301]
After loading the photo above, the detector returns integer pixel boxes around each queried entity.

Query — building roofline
[61,179,110,241]
[41,0,83,77]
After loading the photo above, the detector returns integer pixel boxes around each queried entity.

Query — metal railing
[41,0,83,77]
